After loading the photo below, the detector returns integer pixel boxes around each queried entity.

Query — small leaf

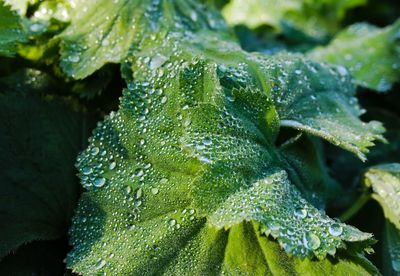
[309,20,400,92]
[383,221,400,274]
[363,163,400,229]
[0,1,27,57]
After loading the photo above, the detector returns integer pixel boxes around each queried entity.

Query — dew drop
[109,161,116,170]
[82,167,93,175]
[303,233,321,250]
[95,259,106,269]
[68,55,80,63]
[294,208,307,219]
[392,259,400,272]
[168,219,176,227]
[94,177,106,187]
[91,147,100,156]
[203,138,212,146]
[328,223,343,236]
[151,187,159,195]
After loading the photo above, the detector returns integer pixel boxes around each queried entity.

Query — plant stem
[339,192,371,222]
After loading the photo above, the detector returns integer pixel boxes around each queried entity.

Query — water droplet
[329,223,343,236]
[30,23,44,32]
[161,96,168,104]
[203,138,212,146]
[134,168,144,177]
[94,177,106,187]
[151,187,159,195]
[82,167,92,175]
[392,259,400,272]
[294,208,307,219]
[135,188,143,199]
[109,161,116,170]
[68,55,80,63]
[160,178,168,184]
[95,259,106,269]
[168,219,176,227]
[303,233,321,250]
[91,147,100,156]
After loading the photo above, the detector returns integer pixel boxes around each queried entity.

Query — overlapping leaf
[67,13,384,272]
[363,164,400,229]
[222,0,366,41]
[0,1,27,57]
[309,20,400,92]
[383,221,400,274]
[363,164,400,273]
[0,69,90,259]
[58,0,231,79]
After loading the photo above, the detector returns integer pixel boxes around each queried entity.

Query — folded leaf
[309,20,400,92]
[0,1,27,57]
[58,0,232,79]
[383,221,400,274]
[363,163,400,229]
[64,1,385,274]
[67,32,383,273]
[0,69,90,259]
[222,0,366,41]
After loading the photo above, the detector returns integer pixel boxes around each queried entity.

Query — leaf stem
[339,192,371,222]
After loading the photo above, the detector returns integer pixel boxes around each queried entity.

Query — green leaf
[383,221,400,274]
[58,0,231,79]
[0,238,69,275]
[309,20,400,92]
[363,163,400,229]
[2,0,37,15]
[0,1,27,57]
[0,69,90,259]
[222,0,366,41]
[67,28,383,272]
[279,134,341,208]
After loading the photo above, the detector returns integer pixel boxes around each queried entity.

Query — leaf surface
[65,1,385,274]
[222,0,366,41]
[58,0,231,79]
[363,163,400,229]
[309,20,400,92]
[0,1,27,57]
[383,221,400,274]
[0,69,90,259]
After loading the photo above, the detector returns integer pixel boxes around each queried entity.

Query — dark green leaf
[383,221,400,274]
[0,1,27,57]
[0,69,90,259]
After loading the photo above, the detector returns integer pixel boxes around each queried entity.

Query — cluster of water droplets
[209,171,347,258]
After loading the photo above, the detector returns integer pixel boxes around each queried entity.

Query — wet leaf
[309,20,400,92]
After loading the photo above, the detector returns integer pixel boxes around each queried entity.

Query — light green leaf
[67,29,383,273]
[0,1,27,57]
[383,221,400,274]
[363,163,400,229]
[2,0,35,15]
[222,0,366,41]
[58,0,231,79]
[0,69,90,259]
[309,20,400,92]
